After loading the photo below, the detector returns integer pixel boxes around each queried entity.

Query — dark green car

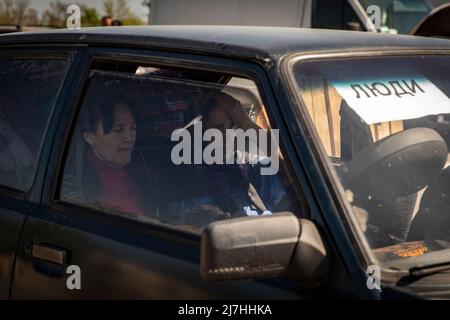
[1,26,450,300]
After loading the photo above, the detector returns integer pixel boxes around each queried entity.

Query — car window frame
[43,46,312,248]
[281,48,450,286]
[0,47,77,204]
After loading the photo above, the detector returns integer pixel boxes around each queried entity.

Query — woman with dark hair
[64,95,158,220]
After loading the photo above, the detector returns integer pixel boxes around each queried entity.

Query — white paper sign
[331,76,450,124]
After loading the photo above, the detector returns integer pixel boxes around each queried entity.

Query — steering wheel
[341,127,447,205]
[340,127,448,248]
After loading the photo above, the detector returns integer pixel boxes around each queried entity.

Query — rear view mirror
[200,212,328,285]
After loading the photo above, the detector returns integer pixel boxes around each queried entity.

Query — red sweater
[88,151,143,218]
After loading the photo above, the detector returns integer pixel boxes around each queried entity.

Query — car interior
[60,61,306,230]
[297,75,450,250]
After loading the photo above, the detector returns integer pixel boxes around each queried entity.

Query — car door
[0,48,78,299]
[11,46,343,299]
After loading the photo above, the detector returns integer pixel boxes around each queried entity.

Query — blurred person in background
[112,19,123,26]
[101,16,113,26]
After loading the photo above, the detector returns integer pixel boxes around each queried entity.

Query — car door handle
[32,243,67,265]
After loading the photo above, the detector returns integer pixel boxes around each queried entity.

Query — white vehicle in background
[145,0,377,31]
[145,0,450,37]
[358,0,450,37]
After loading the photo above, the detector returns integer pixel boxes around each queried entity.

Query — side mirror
[200,212,329,286]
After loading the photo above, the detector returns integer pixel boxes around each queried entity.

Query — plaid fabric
[133,69,218,137]
[84,69,221,138]
[137,83,202,116]
[138,110,188,138]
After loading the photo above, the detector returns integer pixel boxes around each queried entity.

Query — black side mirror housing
[200,212,329,286]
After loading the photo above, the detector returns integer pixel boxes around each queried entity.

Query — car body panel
[1,26,450,62]
[0,47,82,299]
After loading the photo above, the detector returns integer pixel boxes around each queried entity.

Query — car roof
[1,25,450,62]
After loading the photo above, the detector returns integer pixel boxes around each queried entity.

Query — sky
[29,0,149,22]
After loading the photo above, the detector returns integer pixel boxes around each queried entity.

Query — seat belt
[247,182,268,213]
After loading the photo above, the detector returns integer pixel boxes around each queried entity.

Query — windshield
[289,54,450,270]
[358,0,449,34]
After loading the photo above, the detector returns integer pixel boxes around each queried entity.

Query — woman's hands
[214,93,260,131]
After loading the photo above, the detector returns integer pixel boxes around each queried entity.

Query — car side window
[59,62,306,230]
[0,58,69,191]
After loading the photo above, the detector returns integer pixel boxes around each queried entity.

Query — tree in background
[42,1,100,28]
[0,0,32,25]
[13,0,27,24]
[41,0,67,27]
[0,0,143,28]
[22,8,39,26]
[103,0,145,25]
[0,0,14,24]
[80,5,100,27]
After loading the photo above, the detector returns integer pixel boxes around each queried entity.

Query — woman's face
[85,102,137,167]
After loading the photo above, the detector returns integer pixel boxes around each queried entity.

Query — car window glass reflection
[0,59,69,191]
[61,66,306,229]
